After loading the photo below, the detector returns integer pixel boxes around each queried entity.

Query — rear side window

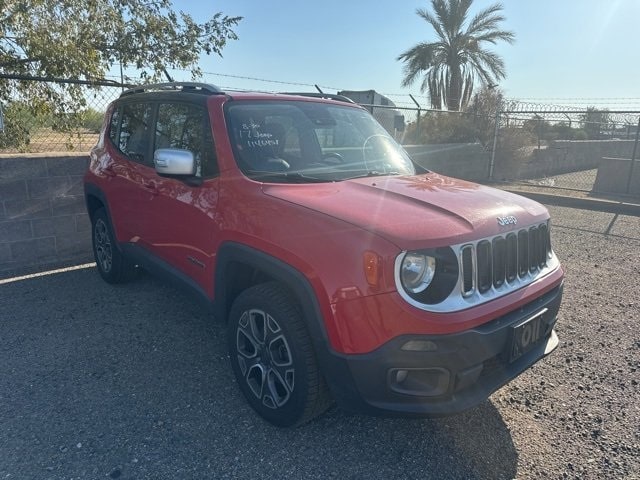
[155,103,218,178]
[118,103,153,165]
[108,107,120,144]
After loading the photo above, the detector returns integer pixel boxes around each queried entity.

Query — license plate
[509,308,548,362]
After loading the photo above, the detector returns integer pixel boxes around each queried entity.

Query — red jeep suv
[84,82,564,427]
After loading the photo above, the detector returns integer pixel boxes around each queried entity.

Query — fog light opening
[401,340,438,352]
[395,369,409,383]
[388,367,450,397]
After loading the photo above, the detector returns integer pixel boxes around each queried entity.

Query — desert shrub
[0,102,33,150]
[493,127,537,180]
[572,129,588,140]
[405,112,480,144]
[80,108,105,133]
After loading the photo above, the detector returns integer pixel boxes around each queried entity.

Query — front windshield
[225,101,416,182]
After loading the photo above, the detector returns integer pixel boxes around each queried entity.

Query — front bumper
[321,283,562,416]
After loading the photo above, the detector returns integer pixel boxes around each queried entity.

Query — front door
[139,101,221,295]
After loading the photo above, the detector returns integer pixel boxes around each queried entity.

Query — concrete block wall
[0,154,92,279]
[495,140,634,179]
[404,143,489,181]
[593,157,640,197]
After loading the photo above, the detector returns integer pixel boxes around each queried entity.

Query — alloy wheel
[94,218,113,273]
[235,308,295,409]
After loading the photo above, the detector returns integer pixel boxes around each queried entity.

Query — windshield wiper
[341,170,403,181]
[247,170,329,183]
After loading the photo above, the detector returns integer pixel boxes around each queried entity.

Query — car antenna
[163,68,174,82]
[314,84,324,94]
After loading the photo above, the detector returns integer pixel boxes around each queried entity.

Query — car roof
[118,82,359,107]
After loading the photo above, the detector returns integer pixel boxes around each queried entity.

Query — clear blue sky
[159,0,639,108]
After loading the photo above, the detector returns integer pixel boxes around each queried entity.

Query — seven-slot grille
[461,222,551,296]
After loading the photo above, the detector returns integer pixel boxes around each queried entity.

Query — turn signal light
[363,251,381,287]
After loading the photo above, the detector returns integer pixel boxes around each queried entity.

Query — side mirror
[154,148,195,176]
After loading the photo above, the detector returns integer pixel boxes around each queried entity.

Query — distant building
[338,90,405,138]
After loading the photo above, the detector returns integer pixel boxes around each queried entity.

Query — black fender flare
[214,241,330,346]
[84,183,121,252]
[84,182,108,219]
[214,242,359,402]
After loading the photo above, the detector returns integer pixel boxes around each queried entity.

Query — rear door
[103,101,155,243]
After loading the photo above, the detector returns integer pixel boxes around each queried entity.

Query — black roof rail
[120,82,223,97]
[280,92,355,104]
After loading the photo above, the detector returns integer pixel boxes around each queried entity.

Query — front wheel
[227,282,332,427]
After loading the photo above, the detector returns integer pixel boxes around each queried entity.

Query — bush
[80,108,105,133]
[405,112,480,144]
[493,127,537,180]
[572,129,588,140]
[404,87,501,146]
[0,103,32,150]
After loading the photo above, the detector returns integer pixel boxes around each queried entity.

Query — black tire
[227,282,332,427]
[91,208,137,284]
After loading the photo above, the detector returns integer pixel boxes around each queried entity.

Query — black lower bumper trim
[320,284,563,417]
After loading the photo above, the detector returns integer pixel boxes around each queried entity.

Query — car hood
[262,173,549,250]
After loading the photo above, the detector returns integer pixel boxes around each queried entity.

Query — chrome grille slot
[492,237,506,288]
[518,229,529,278]
[461,245,474,296]
[506,233,518,283]
[538,224,548,268]
[529,226,538,273]
[476,240,492,294]
[545,223,552,257]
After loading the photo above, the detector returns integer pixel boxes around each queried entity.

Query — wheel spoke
[273,363,295,393]
[249,310,267,344]
[236,325,258,360]
[245,362,266,400]
[265,367,292,407]
[266,313,280,334]
[268,334,292,367]
[237,352,260,376]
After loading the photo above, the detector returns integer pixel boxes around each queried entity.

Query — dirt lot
[0,128,98,154]
[0,205,638,479]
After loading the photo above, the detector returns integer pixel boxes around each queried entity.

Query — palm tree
[397,0,514,111]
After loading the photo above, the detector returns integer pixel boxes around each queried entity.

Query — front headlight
[400,253,436,293]
[396,247,459,306]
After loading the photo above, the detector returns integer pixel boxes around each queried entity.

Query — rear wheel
[227,282,332,427]
[91,208,137,284]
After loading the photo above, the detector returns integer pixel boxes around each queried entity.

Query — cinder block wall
[593,157,640,196]
[0,154,92,279]
[404,143,489,180]
[480,139,640,181]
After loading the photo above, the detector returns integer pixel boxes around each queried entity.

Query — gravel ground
[0,205,638,479]
[524,170,598,191]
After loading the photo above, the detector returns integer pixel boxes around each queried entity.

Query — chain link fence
[366,102,495,182]
[1,75,638,197]
[490,102,640,196]
[0,75,123,153]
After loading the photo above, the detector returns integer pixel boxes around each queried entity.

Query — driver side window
[155,103,218,178]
